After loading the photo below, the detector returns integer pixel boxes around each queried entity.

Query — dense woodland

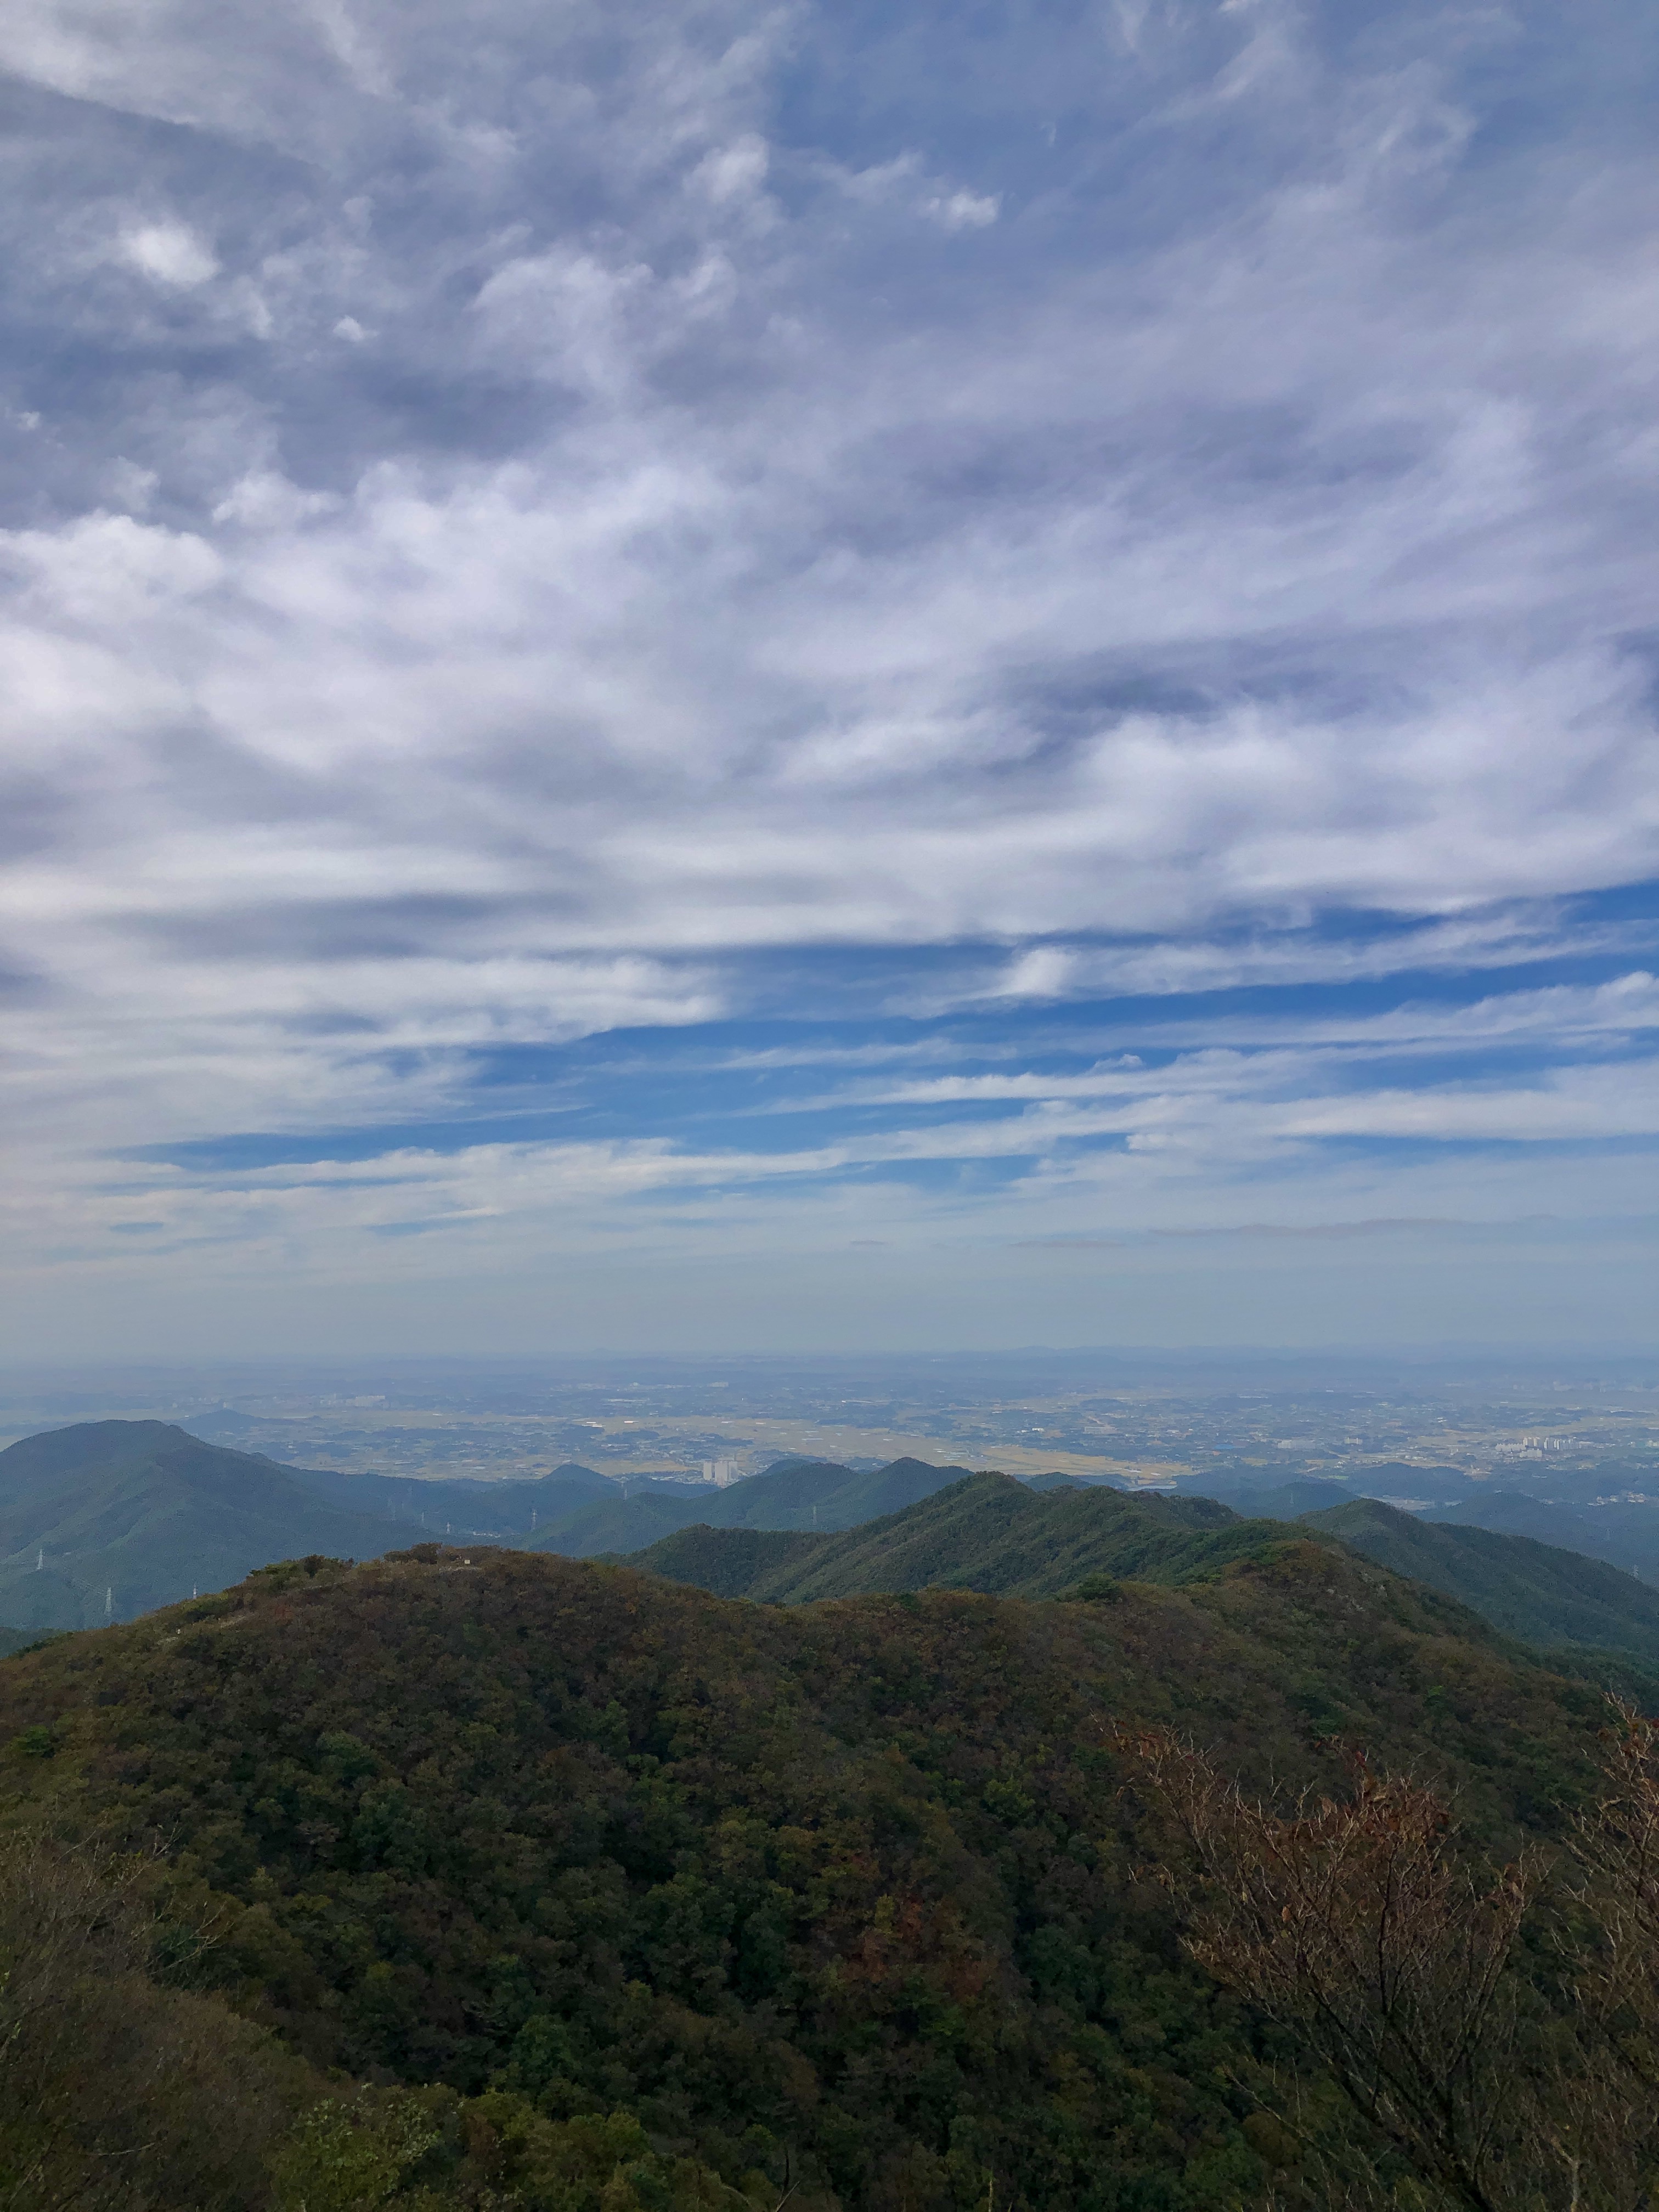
[0,1533,1637,2212]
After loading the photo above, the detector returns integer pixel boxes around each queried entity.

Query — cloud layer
[0,0,1655,1349]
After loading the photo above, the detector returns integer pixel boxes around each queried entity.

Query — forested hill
[627,1474,1296,1605]
[0,1420,599,1633]
[1302,1498,1659,1671]
[0,1421,434,1633]
[625,1473,1659,1680]
[0,1419,617,1634]
[0,1541,1612,2211]
[278,1456,613,1533]
[1197,1469,1659,1583]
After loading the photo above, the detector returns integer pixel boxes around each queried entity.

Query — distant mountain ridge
[526,1454,974,1557]
[0,1421,436,1631]
[280,1457,613,1534]
[627,1473,1312,1603]
[0,1423,979,1634]
[624,1471,1659,1682]
[0,1421,622,1633]
[1300,1498,1659,1666]
[1190,1466,1659,1586]
[13,1419,1659,1688]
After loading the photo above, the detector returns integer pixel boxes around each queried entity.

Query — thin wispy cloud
[0,0,1655,1350]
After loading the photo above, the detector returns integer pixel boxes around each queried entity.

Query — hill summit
[0,1534,1613,2210]
[0,1420,609,1630]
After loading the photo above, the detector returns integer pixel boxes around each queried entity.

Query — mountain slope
[802,1454,973,1529]
[616,1522,819,1596]
[526,1483,716,1556]
[0,1421,432,1630]
[1192,1469,1659,1592]
[707,1456,871,1523]
[627,1475,1659,1678]
[627,1473,1314,1605]
[0,1541,1612,2211]
[1422,1490,1659,1579]
[1303,1498,1659,1663]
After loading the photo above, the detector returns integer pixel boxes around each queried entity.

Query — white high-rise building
[701,1458,742,1486]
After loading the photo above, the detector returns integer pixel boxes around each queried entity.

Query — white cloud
[689,134,770,205]
[919,188,999,230]
[0,0,1654,1342]
[117,219,218,287]
[2,511,221,629]
[211,471,341,530]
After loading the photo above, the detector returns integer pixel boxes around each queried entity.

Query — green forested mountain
[1200,1471,1659,1585]
[527,1457,972,1558]
[0,1422,435,1631]
[523,1483,715,1557]
[617,1523,823,1598]
[0,1423,635,1635]
[0,1421,970,1639]
[1302,1497,1659,1667]
[626,1474,1659,1679]
[774,1457,976,1531]
[0,1539,1614,2211]
[14,1415,1658,1689]
[626,1474,1293,1604]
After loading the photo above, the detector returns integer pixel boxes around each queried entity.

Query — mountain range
[523,1453,971,1556]
[0,1422,973,1632]
[0,1518,1621,2212]
[8,1419,1659,1693]
[1198,1465,1659,1577]
[621,1470,1659,1688]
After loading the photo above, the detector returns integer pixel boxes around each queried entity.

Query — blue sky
[0,0,1655,1355]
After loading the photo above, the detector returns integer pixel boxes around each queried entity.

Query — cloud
[0,0,1655,1345]
[919,188,998,230]
[116,218,218,287]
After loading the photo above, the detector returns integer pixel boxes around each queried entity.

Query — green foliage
[1066,1575,1122,1605]
[629,1473,1329,1605]
[271,2090,441,2210]
[0,1543,1616,2211]
[1305,1499,1659,1668]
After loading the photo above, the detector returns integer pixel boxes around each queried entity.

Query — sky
[1,0,1656,1357]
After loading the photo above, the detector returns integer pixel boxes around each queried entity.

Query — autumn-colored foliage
[1121,1711,1659,2210]
[0,1541,1637,2210]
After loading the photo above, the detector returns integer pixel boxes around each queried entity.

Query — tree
[1119,1712,1659,2212]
